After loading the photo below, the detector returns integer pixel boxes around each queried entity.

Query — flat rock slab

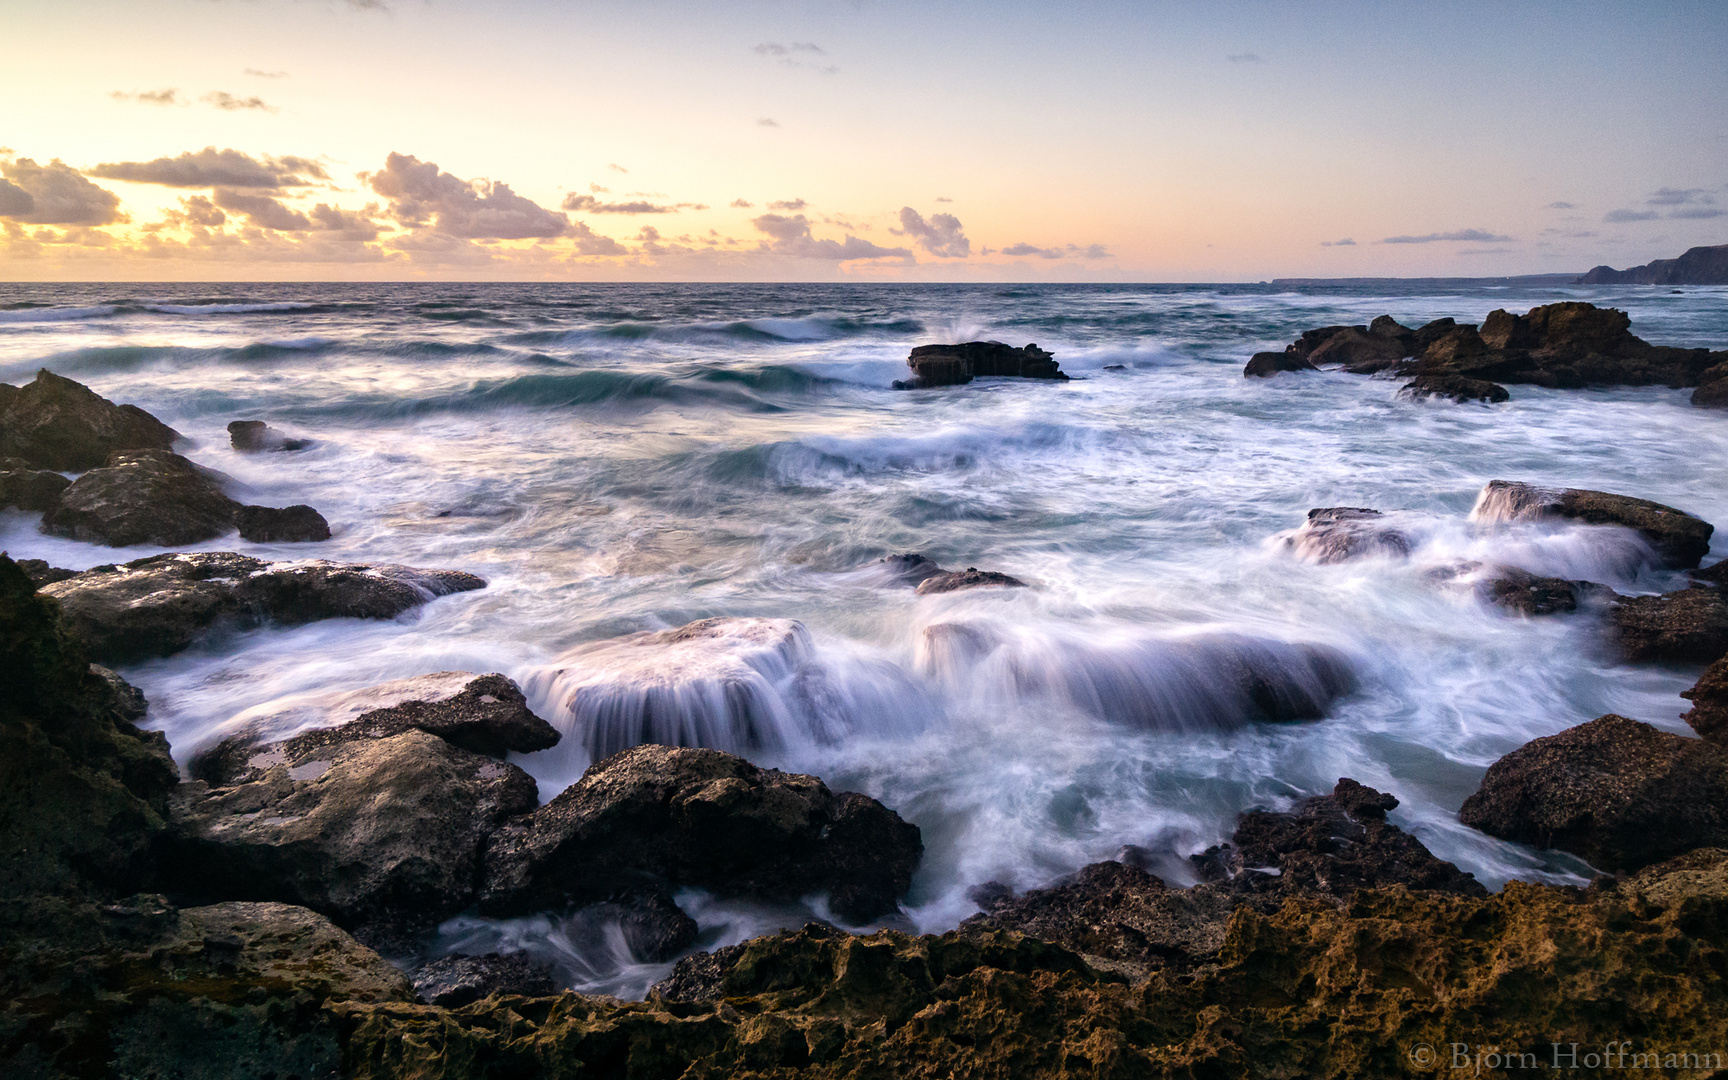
[479,744,922,924]
[1610,585,1728,663]
[0,368,180,471]
[41,551,486,663]
[1460,713,1728,872]
[1471,479,1715,569]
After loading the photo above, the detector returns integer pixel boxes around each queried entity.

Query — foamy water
[4,280,1725,996]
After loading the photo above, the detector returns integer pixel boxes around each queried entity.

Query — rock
[894,341,1068,389]
[235,503,332,542]
[0,369,180,471]
[1287,324,1360,361]
[877,552,944,585]
[192,672,560,783]
[1694,363,1728,408]
[411,952,557,1007]
[41,448,243,546]
[1480,566,1601,616]
[168,726,540,950]
[1399,374,1510,403]
[1470,479,1715,569]
[1243,351,1316,377]
[11,557,76,587]
[1306,326,1410,373]
[479,744,922,924]
[1682,656,1728,744]
[1609,585,1728,663]
[1694,558,1728,586]
[1282,506,1413,563]
[1460,714,1728,872]
[228,419,313,452]
[1577,243,1728,285]
[0,456,71,511]
[40,551,486,664]
[914,566,1029,595]
[0,555,179,901]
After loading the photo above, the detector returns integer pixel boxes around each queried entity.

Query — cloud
[1546,201,1576,209]
[170,195,226,228]
[757,117,780,127]
[111,88,179,105]
[570,220,627,255]
[751,213,909,260]
[934,196,952,203]
[245,69,288,78]
[1647,187,1713,206]
[1321,238,1356,246]
[0,158,125,225]
[607,163,628,173]
[211,188,310,230]
[1227,52,1265,63]
[1458,248,1515,256]
[1380,228,1514,244]
[1670,206,1727,220]
[90,148,327,189]
[730,198,754,208]
[562,193,681,214]
[753,41,837,73]
[1603,208,1660,223]
[203,91,276,112]
[1002,242,1063,259]
[1068,243,1109,260]
[893,206,970,257]
[0,178,33,217]
[366,152,569,239]
[767,198,806,211]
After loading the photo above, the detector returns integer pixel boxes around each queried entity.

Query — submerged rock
[229,419,313,452]
[410,952,557,1007]
[894,341,1068,389]
[877,552,945,585]
[1282,506,1414,563]
[915,566,1029,595]
[1480,566,1604,616]
[1609,585,1728,663]
[0,456,72,511]
[0,368,180,471]
[40,551,487,663]
[1470,479,1715,569]
[479,744,922,924]
[1460,713,1728,871]
[169,726,540,951]
[1399,374,1510,403]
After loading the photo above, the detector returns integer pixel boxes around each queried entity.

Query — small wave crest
[0,305,119,324]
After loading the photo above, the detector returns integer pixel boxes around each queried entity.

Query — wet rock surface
[1460,713,1728,872]
[1683,655,1728,743]
[1400,373,1510,403]
[41,448,244,547]
[894,341,1068,388]
[12,557,77,587]
[0,368,180,471]
[235,502,332,542]
[229,419,313,452]
[914,566,1029,595]
[41,551,486,663]
[1609,585,1728,662]
[411,952,558,1007]
[1282,506,1413,563]
[479,744,922,924]
[1243,351,1316,377]
[877,551,944,585]
[1480,566,1603,616]
[0,457,71,512]
[1471,478,1715,569]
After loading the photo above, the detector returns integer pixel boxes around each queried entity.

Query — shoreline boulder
[43,449,243,547]
[1470,479,1715,569]
[0,369,180,471]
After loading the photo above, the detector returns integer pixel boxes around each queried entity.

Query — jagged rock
[914,566,1028,595]
[0,456,71,511]
[1282,506,1413,563]
[236,503,332,542]
[1470,479,1715,569]
[479,744,922,924]
[1610,585,1728,663]
[192,672,559,783]
[168,727,540,951]
[12,557,76,587]
[1683,656,1728,744]
[1399,374,1510,403]
[41,449,243,546]
[1243,351,1316,377]
[1306,326,1408,373]
[40,551,486,664]
[228,419,313,452]
[411,952,557,1007]
[894,341,1068,389]
[1460,713,1728,871]
[1577,243,1728,285]
[0,369,180,471]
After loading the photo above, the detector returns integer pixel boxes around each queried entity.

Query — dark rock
[168,726,540,950]
[228,419,313,452]
[1481,566,1602,616]
[91,663,149,723]
[12,557,77,587]
[1471,479,1715,569]
[1577,243,1728,285]
[235,503,332,542]
[1682,655,1728,744]
[192,672,559,784]
[895,341,1068,389]
[0,369,180,471]
[914,566,1029,595]
[1306,326,1410,373]
[1368,314,1412,339]
[1101,363,1126,371]
[1694,558,1728,586]
[0,456,72,512]
[1410,316,1461,352]
[1282,506,1413,564]
[411,952,557,1007]
[40,551,487,664]
[1287,324,1360,361]
[878,552,944,585]
[479,744,922,924]
[1243,351,1316,377]
[1460,714,1728,872]
[1610,585,1728,663]
[41,449,242,547]
[1400,374,1510,403]
[1693,363,1728,408]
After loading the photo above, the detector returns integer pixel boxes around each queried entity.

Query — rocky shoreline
[9,366,1728,1076]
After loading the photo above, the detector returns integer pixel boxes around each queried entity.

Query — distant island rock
[1577,243,1728,285]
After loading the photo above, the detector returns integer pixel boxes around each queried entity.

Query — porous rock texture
[40,551,486,663]
[1460,713,1728,872]
[1471,478,1715,570]
[1683,655,1728,743]
[480,744,923,924]
[1609,585,1728,663]
[0,368,180,471]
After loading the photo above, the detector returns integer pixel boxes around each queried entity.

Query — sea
[3,280,1725,995]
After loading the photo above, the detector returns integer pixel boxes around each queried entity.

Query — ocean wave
[0,305,119,324]
[140,301,327,315]
[506,314,925,348]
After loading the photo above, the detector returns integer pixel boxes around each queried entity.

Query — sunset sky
[3,0,1726,282]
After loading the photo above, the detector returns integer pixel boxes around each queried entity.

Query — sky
[2,0,1726,282]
